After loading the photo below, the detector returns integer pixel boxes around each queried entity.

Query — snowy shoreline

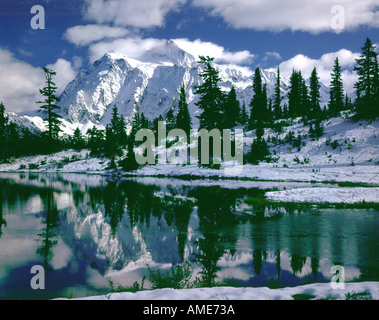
[57,281,379,300]
[0,150,379,205]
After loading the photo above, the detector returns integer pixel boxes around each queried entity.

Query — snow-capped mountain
[13,40,331,134]
[56,40,330,130]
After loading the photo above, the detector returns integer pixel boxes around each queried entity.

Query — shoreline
[56,281,379,300]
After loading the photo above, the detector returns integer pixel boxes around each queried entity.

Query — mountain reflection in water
[0,172,378,299]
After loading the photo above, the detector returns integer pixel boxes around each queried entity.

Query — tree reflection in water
[0,173,378,299]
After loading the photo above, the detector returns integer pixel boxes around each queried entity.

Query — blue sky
[0,0,378,113]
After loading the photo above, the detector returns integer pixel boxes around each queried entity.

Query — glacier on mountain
[12,40,331,134]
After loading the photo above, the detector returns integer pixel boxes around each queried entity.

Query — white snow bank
[265,187,379,204]
[133,163,379,185]
[57,282,379,300]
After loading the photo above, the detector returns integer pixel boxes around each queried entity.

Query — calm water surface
[0,172,378,299]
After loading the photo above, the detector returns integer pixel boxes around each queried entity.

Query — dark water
[0,172,378,299]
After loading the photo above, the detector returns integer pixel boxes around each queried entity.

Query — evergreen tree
[273,66,282,120]
[153,115,164,134]
[105,125,118,157]
[329,57,344,116]
[246,120,270,165]
[344,93,352,112]
[176,83,192,136]
[224,86,240,128]
[288,70,303,117]
[118,139,140,172]
[140,112,149,129]
[354,38,378,119]
[0,102,8,160]
[194,56,225,130]
[6,122,19,158]
[86,126,105,156]
[249,68,267,128]
[130,109,142,141]
[309,67,322,119]
[37,67,62,152]
[110,104,120,131]
[240,101,248,125]
[105,105,124,157]
[309,119,325,139]
[165,108,176,132]
[118,115,128,147]
[72,127,85,151]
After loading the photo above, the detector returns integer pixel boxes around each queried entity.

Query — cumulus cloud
[192,0,379,33]
[0,49,77,113]
[0,49,44,113]
[263,51,282,62]
[273,48,360,94]
[88,37,167,62]
[63,24,130,46]
[172,38,256,64]
[46,59,77,95]
[84,0,187,28]
[87,36,256,65]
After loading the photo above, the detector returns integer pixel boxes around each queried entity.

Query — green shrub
[28,163,39,170]
[147,262,192,290]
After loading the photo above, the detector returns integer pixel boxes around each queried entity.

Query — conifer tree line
[0,38,378,166]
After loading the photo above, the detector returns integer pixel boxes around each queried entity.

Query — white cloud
[87,36,256,65]
[63,24,130,46]
[0,48,44,113]
[0,49,77,113]
[84,0,187,28]
[263,51,282,62]
[46,59,77,95]
[274,48,360,94]
[172,38,255,64]
[192,0,379,33]
[88,37,167,62]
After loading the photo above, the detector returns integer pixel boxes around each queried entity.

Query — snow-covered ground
[57,282,379,300]
[0,116,378,206]
[265,187,379,204]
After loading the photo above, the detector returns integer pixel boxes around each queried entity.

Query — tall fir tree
[288,69,303,117]
[249,68,268,128]
[86,125,105,156]
[224,86,240,128]
[119,139,140,172]
[246,120,270,165]
[354,38,378,119]
[240,101,248,125]
[72,128,85,151]
[328,57,344,116]
[194,56,225,130]
[37,67,62,152]
[309,67,322,119]
[166,108,176,132]
[176,83,192,136]
[273,66,282,120]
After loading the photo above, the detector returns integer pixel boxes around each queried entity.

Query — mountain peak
[139,39,196,67]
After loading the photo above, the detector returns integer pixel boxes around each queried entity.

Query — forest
[0,38,378,171]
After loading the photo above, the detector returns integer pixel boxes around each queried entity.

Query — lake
[0,172,378,299]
